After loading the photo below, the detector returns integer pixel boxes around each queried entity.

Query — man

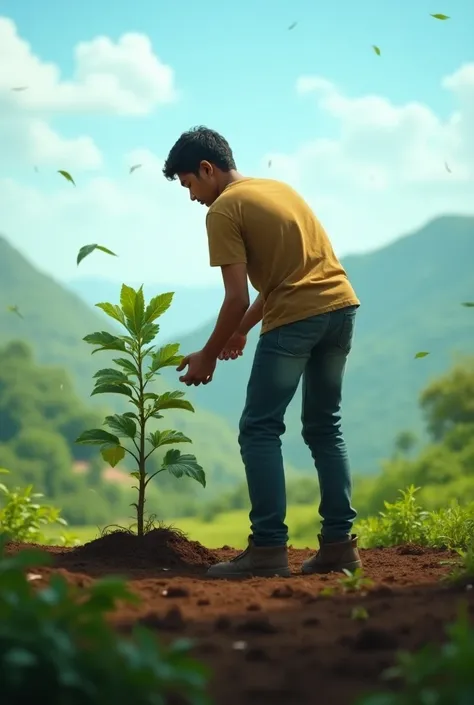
[163,126,361,579]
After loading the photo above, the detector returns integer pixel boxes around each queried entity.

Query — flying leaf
[288,21,298,30]
[7,305,23,319]
[444,161,452,173]
[430,13,449,20]
[372,45,381,56]
[58,170,75,186]
[461,302,474,307]
[77,244,117,266]
[268,159,272,168]
[34,166,39,173]
[414,351,430,359]
[129,164,142,174]
[11,86,28,91]
[101,445,125,468]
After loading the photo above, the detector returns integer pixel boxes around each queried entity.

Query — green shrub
[0,540,211,704]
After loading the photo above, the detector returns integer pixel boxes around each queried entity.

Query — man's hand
[176,350,217,386]
[218,332,247,361]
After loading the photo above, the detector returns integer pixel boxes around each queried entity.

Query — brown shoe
[207,537,291,579]
[302,534,362,575]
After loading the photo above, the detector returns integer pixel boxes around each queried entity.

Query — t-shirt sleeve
[206,211,247,267]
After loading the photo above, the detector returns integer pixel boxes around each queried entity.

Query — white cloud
[0,16,177,170]
[266,63,474,255]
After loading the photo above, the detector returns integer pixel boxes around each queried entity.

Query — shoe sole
[301,559,362,576]
[207,567,292,580]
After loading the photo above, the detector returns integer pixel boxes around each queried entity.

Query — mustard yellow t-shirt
[206,178,359,334]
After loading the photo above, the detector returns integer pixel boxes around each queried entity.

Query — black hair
[162,126,237,180]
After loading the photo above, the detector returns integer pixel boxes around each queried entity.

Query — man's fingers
[176,356,189,372]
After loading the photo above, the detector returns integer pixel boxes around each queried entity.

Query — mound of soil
[55,527,219,574]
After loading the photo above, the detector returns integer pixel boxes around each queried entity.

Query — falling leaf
[11,86,28,91]
[34,165,39,173]
[288,21,298,30]
[268,159,272,168]
[129,164,142,175]
[444,161,452,173]
[58,170,76,186]
[430,13,449,20]
[7,305,23,319]
[77,244,118,266]
[461,302,474,307]
[415,351,430,359]
[372,45,381,56]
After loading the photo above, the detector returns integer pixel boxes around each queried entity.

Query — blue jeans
[238,305,358,547]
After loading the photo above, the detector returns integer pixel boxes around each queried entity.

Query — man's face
[178,161,220,207]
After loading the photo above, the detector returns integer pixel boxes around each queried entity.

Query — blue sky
[0,0,473,285]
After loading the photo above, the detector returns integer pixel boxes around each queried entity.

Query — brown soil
[6,530,474,705]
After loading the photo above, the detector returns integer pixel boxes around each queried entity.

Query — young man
[163,126,361,579]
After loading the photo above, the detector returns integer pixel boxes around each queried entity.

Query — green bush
[0,540,211,705]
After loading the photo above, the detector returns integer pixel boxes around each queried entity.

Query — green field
[45,504,320,549]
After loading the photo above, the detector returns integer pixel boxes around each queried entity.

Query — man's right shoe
[301,533,362,575]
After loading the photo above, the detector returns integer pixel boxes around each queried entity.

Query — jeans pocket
[276,314,329,356]
[337,309,356,354]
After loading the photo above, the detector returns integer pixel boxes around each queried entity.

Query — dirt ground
[7,529,474,705]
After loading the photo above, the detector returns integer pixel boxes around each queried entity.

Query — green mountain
[160,215,474,475]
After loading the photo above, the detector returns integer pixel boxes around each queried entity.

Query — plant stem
[136,340,146,538]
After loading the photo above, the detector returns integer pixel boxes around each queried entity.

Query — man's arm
[237,293,264,335]
[202,263,250,359]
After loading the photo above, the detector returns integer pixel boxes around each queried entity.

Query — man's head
[163,126,237,207]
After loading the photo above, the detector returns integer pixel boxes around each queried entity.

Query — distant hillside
[67,277,223,341]
[160,215,474,475]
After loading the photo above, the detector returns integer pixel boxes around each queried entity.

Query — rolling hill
[158,215,474,475]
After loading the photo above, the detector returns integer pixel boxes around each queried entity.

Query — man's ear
[200,160,214,178]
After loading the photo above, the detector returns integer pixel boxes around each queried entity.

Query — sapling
[76,284,205,537]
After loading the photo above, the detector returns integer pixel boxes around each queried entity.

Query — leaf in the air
[101,445,125,467]
[77,244,117,266]
[372,45,381,56]
[461,302,474,307]
[147,430,192,449]
[162,449,206,487]
[430,13,449,20]
[104,414,137,439]
[129,164,142,174]
[76,429,120,446]
[144,292,174,324]
[444,161,452,173]
[268,159,272,168]
[415,351,430,359]
[58,170,76,186]
[7,305,23,319]
[11,86,28,91]
[152,390,195,413]
[288,21,297,30]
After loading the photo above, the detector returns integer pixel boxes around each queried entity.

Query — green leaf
[414,351,430,359]
[83,331,127,353]
[461,302,474,307]
[77,244,117,266]
[430,13,449,20]
[372,45,381,55]
[91,383,133,397]
[147,430,192,449]
[95,302,125,325]
[153,390,195,413]
[144,292,174,324]
[120,284,137,321]
[134,286,146,332]
[130,471,140,479]
[104,414,137,439]
[94,368,130,383]
[113,357,140,375]
[58,169,75,186]
[76,429,120,446]
[149,343,183,373]
[101,445,125,467]
[162,450,206,487]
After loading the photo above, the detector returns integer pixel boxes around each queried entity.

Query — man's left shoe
[207,537,291,579]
